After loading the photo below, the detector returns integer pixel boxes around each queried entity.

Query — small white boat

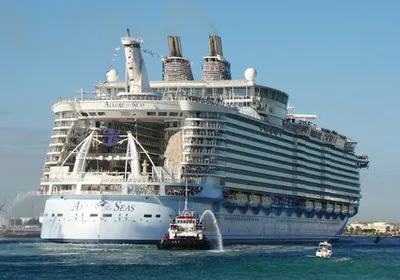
[316,241,332,258]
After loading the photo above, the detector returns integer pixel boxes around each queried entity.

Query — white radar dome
[244,68,257,81]
[106,69,119,82]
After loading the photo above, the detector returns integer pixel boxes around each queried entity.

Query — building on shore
[344,222,400,236]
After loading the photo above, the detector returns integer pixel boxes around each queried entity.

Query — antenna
[184,179,188,213]
[126,28,131,37]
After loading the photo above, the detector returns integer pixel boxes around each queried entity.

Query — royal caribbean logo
[102,128,121,147]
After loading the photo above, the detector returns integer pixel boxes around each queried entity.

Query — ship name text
[104,101,145,109]
[71,201,135,212]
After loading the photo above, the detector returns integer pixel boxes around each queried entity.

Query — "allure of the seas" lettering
[104,101,145,108]
[71,201,135,212]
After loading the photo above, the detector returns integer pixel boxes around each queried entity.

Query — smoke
[164,2,219,35]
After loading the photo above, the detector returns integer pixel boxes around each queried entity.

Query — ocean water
[0,237,399,280]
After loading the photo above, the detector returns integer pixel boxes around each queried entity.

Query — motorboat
[316,241,332,258]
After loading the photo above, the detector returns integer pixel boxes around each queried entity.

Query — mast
[120,28,151,93]
[184,179,188,213]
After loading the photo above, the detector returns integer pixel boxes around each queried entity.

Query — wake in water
[333,257,352,262]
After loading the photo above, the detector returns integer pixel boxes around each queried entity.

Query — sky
[0,0,399,221]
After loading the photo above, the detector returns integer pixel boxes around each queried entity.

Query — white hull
[40,195,349,243]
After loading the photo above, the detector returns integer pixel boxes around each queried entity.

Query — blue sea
[0,237,399,280]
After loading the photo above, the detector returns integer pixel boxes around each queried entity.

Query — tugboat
[157,183,212,250]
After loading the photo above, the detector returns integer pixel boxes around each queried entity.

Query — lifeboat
[348,206,356,216]
[314,202,322,213]
[305,200,314,212]
[222,192,237,207]
[333,204,341,214]
[249,194,261,208]
[325,203,333,214]
[236,192,248,208]
[341,205,349,215]
[261,196,272,209]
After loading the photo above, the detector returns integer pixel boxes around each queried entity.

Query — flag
[133,119,138,139]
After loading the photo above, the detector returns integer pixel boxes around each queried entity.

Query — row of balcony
[184,130,222,137]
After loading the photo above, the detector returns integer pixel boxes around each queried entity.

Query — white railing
[41,175,201,184]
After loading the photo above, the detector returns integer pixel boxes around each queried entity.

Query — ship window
[180,113,183,116]
[171,121,178,127]
[90,214,98,217]
[214,88,223,97]
[169,112,179,116]
[158,112,167,116]
[52,214,55,217]
[88,112,97,116]
[156,214,161,218]
[147,112,156,116]
[98,112,106,116]
[103,214,112,217]
[233,87,246,96]
[82,184,101,191]
[144,214,152,218]
[57,214,63,217]
[81,112,88,117]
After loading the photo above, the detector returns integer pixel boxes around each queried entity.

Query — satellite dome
[106,69,119,82]
[244,68,257,81]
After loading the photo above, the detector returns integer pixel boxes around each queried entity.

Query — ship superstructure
[39,29,369,244]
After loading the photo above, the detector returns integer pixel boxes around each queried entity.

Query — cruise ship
[38,29,369,244]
